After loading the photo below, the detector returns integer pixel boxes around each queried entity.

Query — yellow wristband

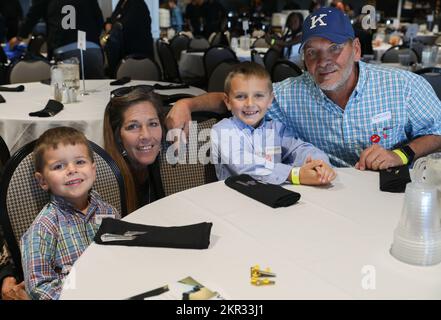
[271,38,276,46]
[392,149,409,165]
[291,167,300,185]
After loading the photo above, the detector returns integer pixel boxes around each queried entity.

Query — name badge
[371,111,391,125]
[95,214,115,225]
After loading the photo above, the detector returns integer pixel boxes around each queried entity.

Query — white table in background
[61,168,441,300]
[235,47,268,62]
[0,80,205,154]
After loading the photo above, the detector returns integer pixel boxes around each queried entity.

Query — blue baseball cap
[300,7,354,51]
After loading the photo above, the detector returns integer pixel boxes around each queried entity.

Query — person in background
[103,0,154,76]
[168,0,184,33]
[211,62,335,185]
[0,0,22,43]
[21,127,119,300]
[0,235,28,300]
[203,0,226,39]
[266,12,303,65]
[185,0,206,36]
[9,0,103,59]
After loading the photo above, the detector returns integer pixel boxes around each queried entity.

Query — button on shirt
[211,117,330,184]
[21,190,120,300]
[267,61,441,167]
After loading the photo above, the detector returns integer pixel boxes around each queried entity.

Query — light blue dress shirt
[211,116,330,184]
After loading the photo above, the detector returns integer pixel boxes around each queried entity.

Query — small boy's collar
[50,190,99,216]
[231,116,267,131]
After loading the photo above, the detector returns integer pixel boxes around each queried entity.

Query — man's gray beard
[318,51,355,92]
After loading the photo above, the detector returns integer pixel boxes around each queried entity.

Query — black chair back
[115,54,161,81]
[263,48,283,74]
[415,67,441,100]
[156,39,182,83]
[271,59,303,82]
[207,59,239,92]
[203,46,238,81]
[170,33,190,61]
[381,45,419,64]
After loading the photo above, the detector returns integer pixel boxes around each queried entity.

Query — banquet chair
[170,33,190,61]
[0,135,10,179]
[0,140,127,280]
[271,59,303,83]
[158,118,218,196]
[381,46,419,64]
[53,41,105,79]
[207,59,239,92]
[203,46,238,82]
[115,55,161,81]
[251,49,265,66]
[415,67,441,100]
[189,36,210,51]
[210,32,229,47]
[263,48,283,74]
[9,58,51,84]
[27,34,46,58]
[156,39,205,88]
[252,37,270,49]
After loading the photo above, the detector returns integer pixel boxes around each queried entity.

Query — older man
[166,7,441,170]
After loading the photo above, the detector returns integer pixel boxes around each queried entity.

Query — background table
[60,168,441,300]
[0,80,205,155]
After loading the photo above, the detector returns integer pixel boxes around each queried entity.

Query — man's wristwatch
[393,145,415,165]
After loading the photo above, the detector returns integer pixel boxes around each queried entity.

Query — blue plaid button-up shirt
[267,61,441,167]
[21,190,120,300]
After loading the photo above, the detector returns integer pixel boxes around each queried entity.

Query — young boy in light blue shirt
[211,62,336,185]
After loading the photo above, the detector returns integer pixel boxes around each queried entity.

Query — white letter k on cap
[310,14,327,29]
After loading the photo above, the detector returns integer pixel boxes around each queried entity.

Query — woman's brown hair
[103,87,164,214]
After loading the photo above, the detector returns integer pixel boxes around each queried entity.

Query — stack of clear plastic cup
[390,182,441,266]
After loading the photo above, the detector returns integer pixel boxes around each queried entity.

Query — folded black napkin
[153,83,190,90]
[379,165,411,193]
[29,99,64,117]
[94,218,213,249]
[0,85,24,92]
[225,174,301,208]
[110,76,131,85]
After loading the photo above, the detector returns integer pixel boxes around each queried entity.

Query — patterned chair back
[0,140,126,279]
[159,118,218,196]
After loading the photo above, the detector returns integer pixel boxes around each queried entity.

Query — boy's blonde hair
[34,126,94,173]
[224,61,273,94]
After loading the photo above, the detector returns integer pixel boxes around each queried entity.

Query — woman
[0,241,28,300]
[103,86,165,214]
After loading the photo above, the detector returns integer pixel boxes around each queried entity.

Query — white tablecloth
[0,80,206,154]
[60,168,441,300]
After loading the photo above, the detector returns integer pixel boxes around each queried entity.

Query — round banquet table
[0,80,206,155]
[60,168,441,300]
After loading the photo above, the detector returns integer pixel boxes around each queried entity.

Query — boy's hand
[299,158,336,186]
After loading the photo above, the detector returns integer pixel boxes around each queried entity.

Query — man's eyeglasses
[303,42,348,61]
[110,85,153,98]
